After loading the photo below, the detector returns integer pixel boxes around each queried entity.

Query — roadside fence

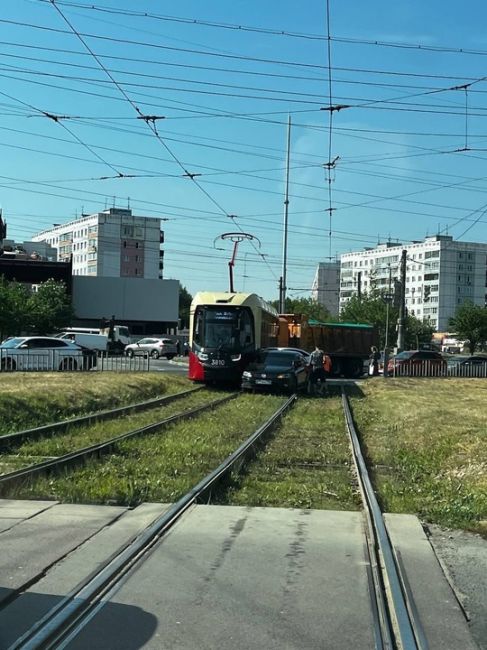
[0,350,151,373]
[386,360,487,378]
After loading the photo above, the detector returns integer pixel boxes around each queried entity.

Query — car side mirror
[19,343,29,349]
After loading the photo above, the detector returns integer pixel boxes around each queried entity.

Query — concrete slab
[0,503,170,648]
[0,502,127,603]
[385,514,478,650]
[0,500,58,541]
[66,506,376,650]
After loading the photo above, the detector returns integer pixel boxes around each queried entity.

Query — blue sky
[2,0,487,301]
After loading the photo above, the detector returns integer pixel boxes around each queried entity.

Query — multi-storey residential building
[339,235,487,331]
[32,208,164,279]
[311,261,340,317]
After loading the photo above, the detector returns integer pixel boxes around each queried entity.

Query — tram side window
[238,309,254,347]
[194,309,204,347]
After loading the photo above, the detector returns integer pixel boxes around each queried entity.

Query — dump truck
[277,314,379,378]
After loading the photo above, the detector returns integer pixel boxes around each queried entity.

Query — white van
[58,332,108,352]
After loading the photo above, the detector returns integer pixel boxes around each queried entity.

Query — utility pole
[383,264,393,377]
[280,115,291,313]
[0,210,6,256]
[396,249,407,351]
[357,271,362,300]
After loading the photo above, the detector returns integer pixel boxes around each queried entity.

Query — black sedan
[241,350,309,394]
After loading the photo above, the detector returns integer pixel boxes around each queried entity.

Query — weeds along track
[0,386,204,450]
[0,390,237,496]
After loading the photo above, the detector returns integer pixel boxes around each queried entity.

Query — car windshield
[258,351,297,367]
[0,337,25,349]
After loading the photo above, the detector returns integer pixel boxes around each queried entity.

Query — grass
[1,389,221,471]
[0,372,192,435]
[223,395,359,510]
[350,378,487,534]
[9,393,285,505]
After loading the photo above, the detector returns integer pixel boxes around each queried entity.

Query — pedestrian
[308,345,325,394]
[369,346,380,376]
[176,339,181,356]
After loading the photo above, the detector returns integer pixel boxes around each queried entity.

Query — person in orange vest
[323,353,332,377]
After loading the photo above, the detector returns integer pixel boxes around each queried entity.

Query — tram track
[0,392,237,497]
[6,394,297,649]
[0,387,204,451]
[342,388,425,650]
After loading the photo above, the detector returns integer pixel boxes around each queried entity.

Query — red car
[388,350,447,377]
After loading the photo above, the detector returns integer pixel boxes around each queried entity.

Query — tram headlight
[242,371,252,378]
[198,352,209,361]
[230,354,241,361]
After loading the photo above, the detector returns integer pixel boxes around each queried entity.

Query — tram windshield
[193,306,254,351]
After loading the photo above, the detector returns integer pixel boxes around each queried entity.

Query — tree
[449,300,487,354]
[339,293,395,349]
[339,293,435,350]
[0,277,31,340]
[405,314,435,350]
[27,279,74,334]
[270,297,331,322]
[179,285,192,330]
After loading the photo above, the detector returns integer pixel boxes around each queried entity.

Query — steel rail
[0,387,204,451]
[0,393,237,495]
[342,389,425,650]
[10,393,297,650]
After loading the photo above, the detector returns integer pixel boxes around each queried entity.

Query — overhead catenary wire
[47,0,279,283]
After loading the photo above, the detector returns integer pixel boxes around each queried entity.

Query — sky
[2,0,487,302]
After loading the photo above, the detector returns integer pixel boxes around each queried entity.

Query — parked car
[450,355,487,377]
[0,336,88,371]
[262,347,311,361]
[241,349,309,394]
[124,337,178,359]
[387,350,447,376]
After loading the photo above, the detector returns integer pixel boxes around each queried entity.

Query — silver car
[0,336,86,371]
[124,337,178,360]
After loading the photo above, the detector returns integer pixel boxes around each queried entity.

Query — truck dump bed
[303,320,377,358]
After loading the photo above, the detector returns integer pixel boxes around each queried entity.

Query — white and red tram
[188,292,279,384]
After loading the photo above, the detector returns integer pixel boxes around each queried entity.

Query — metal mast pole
[280,115,291,313]
[396,249,407,351]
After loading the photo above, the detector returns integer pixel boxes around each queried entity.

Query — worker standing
[308,345,325,395]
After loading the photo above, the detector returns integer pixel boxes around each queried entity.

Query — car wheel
[166,354,175,360]
[60,358,77,371]
[150,350,160,359]
[126,349,134,358]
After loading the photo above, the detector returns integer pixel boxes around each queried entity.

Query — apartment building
[311,261,340,317]
[339,235,487,331]
[32,208,164,279]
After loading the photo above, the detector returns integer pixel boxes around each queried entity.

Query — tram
[188,292,279,384]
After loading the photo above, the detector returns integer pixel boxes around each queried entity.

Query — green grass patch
[0,372,192,435]
[350,378,487,534]
[10,394,285,505]
[223,396,359,510]
[3,389,221,471]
